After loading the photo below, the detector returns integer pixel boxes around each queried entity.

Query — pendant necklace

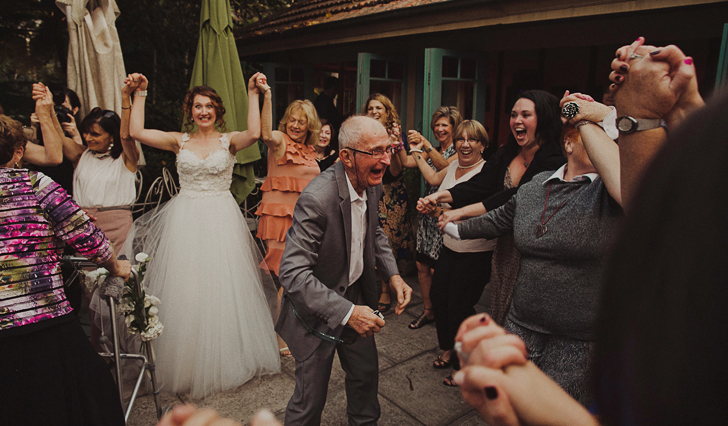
[535,184,570,238]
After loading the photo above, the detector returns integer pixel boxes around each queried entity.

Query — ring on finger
[629,53,643,60]
[562,101,579,119]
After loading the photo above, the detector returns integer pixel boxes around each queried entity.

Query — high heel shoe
[408,309,435,329]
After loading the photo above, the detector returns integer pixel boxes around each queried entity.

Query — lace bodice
[177,133,235,197]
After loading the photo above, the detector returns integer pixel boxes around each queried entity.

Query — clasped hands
[608,37,703,130]
[347,275,411,338]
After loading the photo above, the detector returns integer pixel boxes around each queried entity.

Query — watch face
[617,116,637,133]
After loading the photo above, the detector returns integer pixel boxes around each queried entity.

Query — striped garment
[0,169,113,331]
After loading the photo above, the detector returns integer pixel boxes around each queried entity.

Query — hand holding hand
[559,91,611,124]
[416,197,438,215]
[347,305,385,337]
[389,122,401,142]
[256,73,271,93]
[136,74,149,91]
[388,275,412,315]
[437,208,462,230]
[407,130,424,148]
[31,83,47,100]
[122,74,142,97]
[157,404,244,426]
[454,313,528,369]
[35,86,55,119]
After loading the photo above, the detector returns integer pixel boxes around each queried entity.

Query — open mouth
[514,127,527,139]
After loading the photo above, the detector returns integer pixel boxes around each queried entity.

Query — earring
[14,162,19,169]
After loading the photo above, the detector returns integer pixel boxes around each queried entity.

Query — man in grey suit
[277,115,412,426]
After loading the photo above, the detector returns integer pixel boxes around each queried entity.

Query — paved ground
[126,271,492,426]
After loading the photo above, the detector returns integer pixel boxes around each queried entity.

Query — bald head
[339,116,387,152]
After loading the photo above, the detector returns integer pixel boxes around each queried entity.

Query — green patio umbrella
[189,0,261,204]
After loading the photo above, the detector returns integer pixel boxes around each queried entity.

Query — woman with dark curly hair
[123,73,280,399]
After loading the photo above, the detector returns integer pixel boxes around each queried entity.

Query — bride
[126,72,279,399]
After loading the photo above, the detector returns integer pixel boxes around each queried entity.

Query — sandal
[279,347,292,357]
[378,294,391,313]
[443,374,458,387]
[433,354,452,369]
[408,309,435,329]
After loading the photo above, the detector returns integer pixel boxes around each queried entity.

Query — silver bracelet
[135,90,148,97]
[575,120,593,130]
[410,148,423,153]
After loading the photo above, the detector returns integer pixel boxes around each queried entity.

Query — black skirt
[0,315,125,426]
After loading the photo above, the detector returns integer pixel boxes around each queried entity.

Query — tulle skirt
[120,191,280,399]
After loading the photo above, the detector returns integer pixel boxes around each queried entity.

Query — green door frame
[356,53,408,123]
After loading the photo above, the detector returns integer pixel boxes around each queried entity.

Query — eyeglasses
[346,146,395,159]
[455,138,480,144]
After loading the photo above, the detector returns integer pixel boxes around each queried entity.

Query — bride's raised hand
[256,73,271,93]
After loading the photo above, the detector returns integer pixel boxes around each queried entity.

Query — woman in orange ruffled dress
[256,97,321,356]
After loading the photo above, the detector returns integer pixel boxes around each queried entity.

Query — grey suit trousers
[284,282,380,426]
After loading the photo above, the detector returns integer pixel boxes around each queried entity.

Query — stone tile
[320,387,424,426]
[376,309,439,364]
[449,411,489,426]
[127,392,180,426]
[378,351,473,426]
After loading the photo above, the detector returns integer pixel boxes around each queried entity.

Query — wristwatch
[615,116,662,134]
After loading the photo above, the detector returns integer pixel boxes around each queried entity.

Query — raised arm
[31,84,85,165]
[228,72,268,154]
[120,74,140,172]
[259,81,286,159]
[23,85,63,166]
[422,136,457,171]
[559,92,621,206]
[129,74,181,153]
[609,40,704,210]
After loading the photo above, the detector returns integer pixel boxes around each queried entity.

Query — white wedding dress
[122,133,280,399]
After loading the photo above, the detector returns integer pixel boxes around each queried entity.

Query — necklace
[457,159,484,169]
[534,183,572,238]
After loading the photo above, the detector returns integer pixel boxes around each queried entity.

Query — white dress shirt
[341,173,368,325]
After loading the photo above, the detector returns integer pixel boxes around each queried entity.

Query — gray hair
[339,116,387,152]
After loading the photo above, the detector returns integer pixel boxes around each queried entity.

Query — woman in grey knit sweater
[439,93,623,405]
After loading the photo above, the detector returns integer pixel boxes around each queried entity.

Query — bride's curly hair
[182,86,227,132]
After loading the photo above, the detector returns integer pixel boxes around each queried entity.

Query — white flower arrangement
[84,253,163,341]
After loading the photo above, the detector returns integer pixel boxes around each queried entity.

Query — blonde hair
[361,93,400,130]
[431,106,462,132]
[453,120,490,155]
[278,100,321,146]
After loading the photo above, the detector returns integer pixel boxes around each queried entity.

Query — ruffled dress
[255,135,320,276]
[121,133,280,399]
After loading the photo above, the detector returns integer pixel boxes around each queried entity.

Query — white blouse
[73,149,135,207]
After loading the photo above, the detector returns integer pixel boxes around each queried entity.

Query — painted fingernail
[637,36,644,42]
[619,65,628,72]
[650,50,661,56]
[453,371,464,385]
[485,387,498,400]
[480,315,489,324]
[615,75,623,83]
[685,58,693,65]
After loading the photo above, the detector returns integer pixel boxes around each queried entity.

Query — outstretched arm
[129,74,181,153]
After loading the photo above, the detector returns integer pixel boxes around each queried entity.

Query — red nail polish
[485,387,498,400]
[637,36,644,42]
[480,315,489,324]
[685,58,693,65]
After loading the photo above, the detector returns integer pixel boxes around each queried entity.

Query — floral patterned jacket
[0,169,113,331]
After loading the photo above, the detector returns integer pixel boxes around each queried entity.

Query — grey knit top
[459,168,623,340]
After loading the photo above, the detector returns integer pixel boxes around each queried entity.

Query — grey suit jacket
[276,161,399,361]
